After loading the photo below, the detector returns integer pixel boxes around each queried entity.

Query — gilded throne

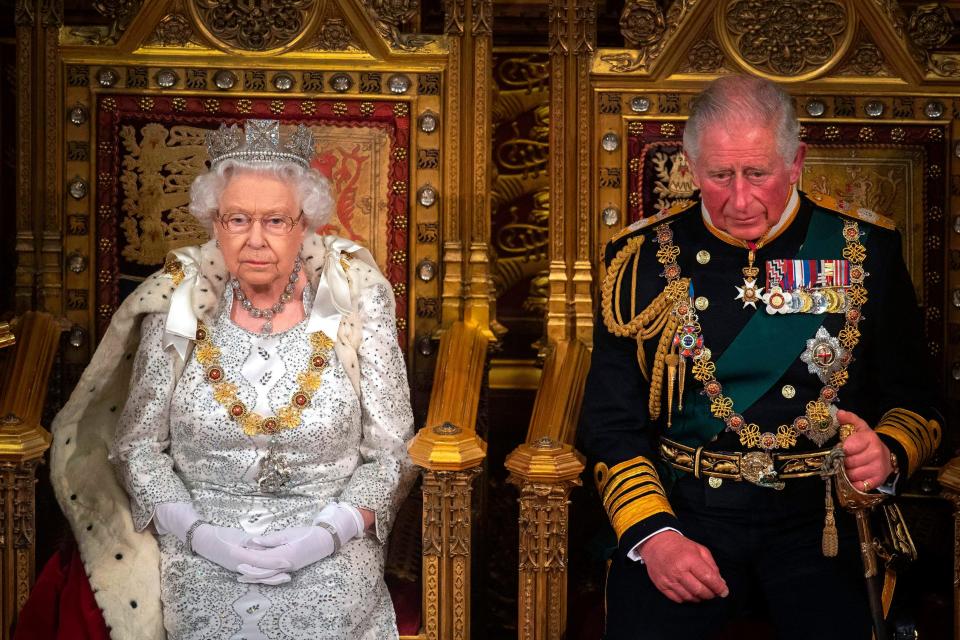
[10,1,499,639]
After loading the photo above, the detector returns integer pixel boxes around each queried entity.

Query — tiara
[206,119,315,169]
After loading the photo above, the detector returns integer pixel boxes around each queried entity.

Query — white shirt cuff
[626,527,682,563]
[877,472,899,495]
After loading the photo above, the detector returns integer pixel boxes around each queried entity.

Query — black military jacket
[578,191,942,556]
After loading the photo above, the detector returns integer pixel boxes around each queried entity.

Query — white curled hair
[188,158,335,231]
[683,74,800,167]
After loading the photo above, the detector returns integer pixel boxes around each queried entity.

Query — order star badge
[735,278,763,309]
[800,326,849,384]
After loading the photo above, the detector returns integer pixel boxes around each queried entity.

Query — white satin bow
[163,246,203,362]
[306,236,377,338]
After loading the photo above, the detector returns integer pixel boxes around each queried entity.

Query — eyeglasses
[217,212,303,235]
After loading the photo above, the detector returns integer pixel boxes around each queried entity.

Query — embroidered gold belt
[660,437,831,490]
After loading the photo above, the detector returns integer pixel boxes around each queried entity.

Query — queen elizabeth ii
[49,120,415,640]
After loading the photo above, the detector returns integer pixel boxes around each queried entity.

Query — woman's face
[213,171,307,290]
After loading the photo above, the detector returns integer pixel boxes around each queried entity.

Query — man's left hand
[836,409,893,492]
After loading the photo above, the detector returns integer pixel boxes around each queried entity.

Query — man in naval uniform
[579,75,942,640]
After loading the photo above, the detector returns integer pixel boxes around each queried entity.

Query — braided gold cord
[648,314,679,420]
[601,231,690,421]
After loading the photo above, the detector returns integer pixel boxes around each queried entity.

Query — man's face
[688,121,805,241]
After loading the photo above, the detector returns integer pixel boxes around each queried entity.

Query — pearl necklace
[231,256,301,335]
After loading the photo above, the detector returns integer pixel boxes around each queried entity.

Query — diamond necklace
[231,256,301,335]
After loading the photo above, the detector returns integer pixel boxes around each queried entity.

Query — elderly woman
[49,119,414,640]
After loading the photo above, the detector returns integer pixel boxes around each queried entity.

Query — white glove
[240,503,365,576]
[154,502,292,585]
[241,525,335,573]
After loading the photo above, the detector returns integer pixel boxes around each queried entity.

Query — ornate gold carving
[151,12,196,47]
[316,17,354,50]
[619,0,665,48]
[492,190,549,300]
[835,36,889,76]
[418,468,482,640]
[443,0,464,35]
[507,436,584,640]
[685,37,725,73]
[471,0,492,37]
[599,0,699,72]
[908,2,953,49]
[574,0,596,54]
[40,0,62,28]
[14,0,34,26]
[365,0,434,50]
[190,0,317,52]
[69,0,143,44]
[929,54,960,76]
[720,0,852,78]
[118,124,210,266]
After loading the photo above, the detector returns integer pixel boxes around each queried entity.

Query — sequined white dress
[111,282,414,640]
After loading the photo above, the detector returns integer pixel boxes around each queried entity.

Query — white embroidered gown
[111,282,414,640]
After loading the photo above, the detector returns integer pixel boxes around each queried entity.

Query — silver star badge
[800,326,848,384]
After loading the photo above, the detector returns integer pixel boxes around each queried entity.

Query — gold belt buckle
[740,452,785,490]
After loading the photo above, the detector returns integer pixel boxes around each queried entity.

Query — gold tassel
[822,476,838,557]
[677,356,686,412]
[665,353,679,428]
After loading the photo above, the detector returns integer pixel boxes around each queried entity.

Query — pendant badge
[735,278,764,309]
[256,443,291,494]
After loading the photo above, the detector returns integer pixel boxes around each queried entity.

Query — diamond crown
[206,119,315,169]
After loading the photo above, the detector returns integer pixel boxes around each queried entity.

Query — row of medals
[740,280,850,314]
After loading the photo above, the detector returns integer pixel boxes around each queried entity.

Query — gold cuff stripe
[603,456,659,482]
[605,478,667,514]
[876,408,941,476]
[882,412,935,453]
[600,458,661,500]
[610,491,675,540]
[602,467,663,506]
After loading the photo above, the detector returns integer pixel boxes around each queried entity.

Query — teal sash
[669,209,869,444]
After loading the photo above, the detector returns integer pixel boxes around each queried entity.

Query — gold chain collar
[194,321,335,437]
[653,218,868,450]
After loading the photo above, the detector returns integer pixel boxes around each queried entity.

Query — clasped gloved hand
[153,502,292,585]
[239,502,365,578]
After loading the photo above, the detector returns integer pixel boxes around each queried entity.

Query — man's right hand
[637,531,729,603]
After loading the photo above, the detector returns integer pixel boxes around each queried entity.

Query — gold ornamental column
[408,322,489,640]
[505,339,590,640]
[0,416,50,640]
[546,0,597,346]
[505,438,584,640]
[14,0,63,316]
[440,0,495,339]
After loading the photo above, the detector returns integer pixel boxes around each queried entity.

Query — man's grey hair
[682,75,800,167]
[189,158,334,231]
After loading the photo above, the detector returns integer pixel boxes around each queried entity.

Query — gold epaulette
[875,408,942,476]
[595,457,674,540]
[808,192,897,231]
[610,199,698,243]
